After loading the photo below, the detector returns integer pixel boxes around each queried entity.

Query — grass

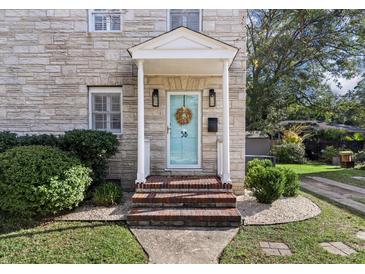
[0,213,147,263]
[220,192,365,263]
[278,162,365,188]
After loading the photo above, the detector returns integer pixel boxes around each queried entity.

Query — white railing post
[222,59,231,184]
[136,60,146,183]
[144,139,150,178]
[217,137,223,178]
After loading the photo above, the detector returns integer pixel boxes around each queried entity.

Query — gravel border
[56,192,321,226]
[55,192,133,221]
[237,194,321,225]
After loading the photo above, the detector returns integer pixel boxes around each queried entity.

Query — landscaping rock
[237,195,321,225]
[55,192,133,221]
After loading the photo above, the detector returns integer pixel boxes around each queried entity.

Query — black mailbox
[208,118,218,132]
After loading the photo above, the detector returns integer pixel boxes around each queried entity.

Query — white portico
[127,27,238,185]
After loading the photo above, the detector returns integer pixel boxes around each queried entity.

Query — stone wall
[0,9,247,191]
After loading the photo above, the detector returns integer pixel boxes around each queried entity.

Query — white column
[222,59,231,184]
[136,60,145,183]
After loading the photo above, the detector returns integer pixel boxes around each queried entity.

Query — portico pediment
[127,27,238,75]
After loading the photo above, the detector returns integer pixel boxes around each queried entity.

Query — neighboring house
[0,9,247,192]
[279,120,365,134]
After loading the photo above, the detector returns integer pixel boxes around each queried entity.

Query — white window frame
[88,87,123,135]
[167,9,202,32]
[88,9,122,32]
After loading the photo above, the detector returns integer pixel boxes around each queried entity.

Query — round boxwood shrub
[247,158,273,172]
[270,142,306,164]
[61,130,119,185]
[245,165,285,204]
[92,181,123,206]
[279,167,300,197]
[0,146,92,216]
[0,131,18,152]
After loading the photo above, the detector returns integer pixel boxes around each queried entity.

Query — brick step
[136,181,232,192]
[132,192,236,208]
[127,207,242,227]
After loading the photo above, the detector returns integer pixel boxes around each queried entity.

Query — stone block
[54,10,70,17]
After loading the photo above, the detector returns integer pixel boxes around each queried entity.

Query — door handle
[167,125,171,134]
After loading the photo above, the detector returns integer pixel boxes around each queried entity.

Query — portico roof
[127,27,238,76]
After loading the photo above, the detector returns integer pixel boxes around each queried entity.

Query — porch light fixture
[209,89,216,107]
[152,89,159,107]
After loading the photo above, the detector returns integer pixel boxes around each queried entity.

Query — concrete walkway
[130,226,238,264]
[301,177,365,215]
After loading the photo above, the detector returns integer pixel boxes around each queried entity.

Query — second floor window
[169,9,201,32]
[89,9,122,32]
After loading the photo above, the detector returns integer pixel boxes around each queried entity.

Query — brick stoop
[127,176,242,227]
[135,175,232,192]
[132,192,236,208]
[127,208,241,227]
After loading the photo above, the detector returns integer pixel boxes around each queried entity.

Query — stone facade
[0,9,247,191]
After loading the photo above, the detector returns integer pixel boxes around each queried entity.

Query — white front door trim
[166,91,202,169]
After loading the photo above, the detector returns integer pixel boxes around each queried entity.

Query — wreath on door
[175,107,192,125]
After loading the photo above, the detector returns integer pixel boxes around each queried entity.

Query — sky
[329,76,362,95]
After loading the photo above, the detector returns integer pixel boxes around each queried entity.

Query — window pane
[110,95,121,112]
[110,15,121,31]
[94,113,107,129]
[93,95,107,111]
[111,113,121,130]
[170,9,200,31]
[94,15,107,31]
[187,11,200,31]
[170,10,183,30]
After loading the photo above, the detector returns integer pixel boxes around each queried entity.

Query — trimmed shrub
[354,162,365,170]
[354,151,365,164]
[279,167,300,197]
[247,158,273,172]
[271,142,306,164]
[0,146,92,216]
[245,166,284,204]
[61,130,119,185]
[17,134,62,147]
[92,182,123,206]
[321,146,339,164]
[0,131,18,152]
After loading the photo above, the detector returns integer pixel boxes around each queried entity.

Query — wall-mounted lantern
[209,89,216,107]
[152,89,159,107]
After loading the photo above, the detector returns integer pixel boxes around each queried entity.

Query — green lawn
[278,162,365,188]
[0,214,147,263]
[220,193,365,263]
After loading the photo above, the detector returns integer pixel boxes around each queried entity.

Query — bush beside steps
[245,159,300,204]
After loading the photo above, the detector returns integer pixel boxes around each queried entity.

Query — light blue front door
[168,93,200,167]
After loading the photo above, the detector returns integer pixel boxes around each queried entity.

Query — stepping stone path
[259,241,292,256]
[356,231,365,240]
[320,242,357,256]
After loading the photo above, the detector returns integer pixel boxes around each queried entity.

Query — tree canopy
[247,10,365,133]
